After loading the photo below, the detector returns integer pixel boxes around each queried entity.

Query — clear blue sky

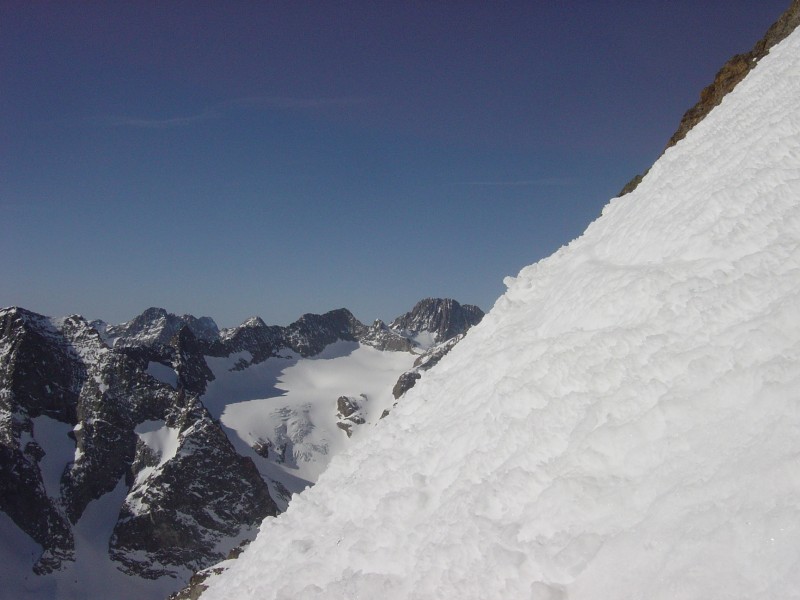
[1,1,790,327]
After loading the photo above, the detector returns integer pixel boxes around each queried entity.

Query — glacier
[202,24,800,600]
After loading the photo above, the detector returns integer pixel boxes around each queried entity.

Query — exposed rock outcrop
[110,397,276,579]
[335,395,367,437]
[390,298,484,345]
[391,334,465,400]
[0,307,275,580]
[620,0,800,196]
[93,307,219,348]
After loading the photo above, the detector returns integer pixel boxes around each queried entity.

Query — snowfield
[202,26,800,600]
[0,478,179,600]
[203,342,416,505]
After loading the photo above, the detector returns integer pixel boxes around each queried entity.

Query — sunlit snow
[145,362,178,388]
[202,27,800,600]
[30,416,75,500]
[2,480,178,600]
[203,341,416,504]
[133,420,181,486]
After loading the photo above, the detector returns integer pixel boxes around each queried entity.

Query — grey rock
[360,320,414,352]
[98,307,220,348]
[391,335,464,400]
[110,398,276,579]
[336,395,367,438]
[390,298,483,345]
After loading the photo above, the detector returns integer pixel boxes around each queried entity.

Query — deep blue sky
[1,1,790,327]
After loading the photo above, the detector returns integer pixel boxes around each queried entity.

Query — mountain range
[0,298,482,599]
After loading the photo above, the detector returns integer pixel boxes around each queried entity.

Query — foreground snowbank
[203,28,800,600]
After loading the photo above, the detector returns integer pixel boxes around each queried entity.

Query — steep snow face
[132,420,181,487]
[0,480,180,600]
[203,29,800,600]
[30,416,75,500]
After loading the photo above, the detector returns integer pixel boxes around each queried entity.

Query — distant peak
[241,316,267,328]
[390,298,484,343]
[140,307,169,319]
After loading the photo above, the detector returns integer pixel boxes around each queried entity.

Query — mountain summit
[201,18,800,600]
[390,298,484,346]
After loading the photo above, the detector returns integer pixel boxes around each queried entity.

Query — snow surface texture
[203,29,800,600]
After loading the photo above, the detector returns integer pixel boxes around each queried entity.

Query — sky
[0,0,791,328]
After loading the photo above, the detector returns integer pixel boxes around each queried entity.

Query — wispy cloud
[98,109,220,129]
[228,95,370,110]
[454,178,578,187]
[92,95,366,129]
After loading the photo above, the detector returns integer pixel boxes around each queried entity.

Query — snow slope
[202,342,416,506]
[0,480,179,600]
[202,27,800,600]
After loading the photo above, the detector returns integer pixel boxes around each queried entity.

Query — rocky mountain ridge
[0,298,482,598]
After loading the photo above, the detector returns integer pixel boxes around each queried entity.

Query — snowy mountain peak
[390,297,484,346]
[239,316,266,329]
[100,307,220,348]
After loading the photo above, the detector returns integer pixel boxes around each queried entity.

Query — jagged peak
[139,306,169,319]
[389,297,484,344]
[292,307,358,324]
[0,305,24,317]
[1,306,67,335]
[240,316,267,329]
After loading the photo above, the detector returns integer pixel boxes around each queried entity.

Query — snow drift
[203,27,800,600]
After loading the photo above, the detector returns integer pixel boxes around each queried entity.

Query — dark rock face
[0,308,91,572]
[335,395,367,437]
[215,317,284,364]
[360,320,415,352]
[620,0,800,196]
[172,326,216,395]
[212,309,365,364]
[0,307,276,580]
[284,309,365,357]
[110,398,276,579]
[390,298,484,344]
[0,431,75,574]
[391,371,422,400]
[391,334,465,400]
[61,350,179,526]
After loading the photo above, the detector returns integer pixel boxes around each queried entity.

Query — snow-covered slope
[202,26,800,600]
[201,341,416,508]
